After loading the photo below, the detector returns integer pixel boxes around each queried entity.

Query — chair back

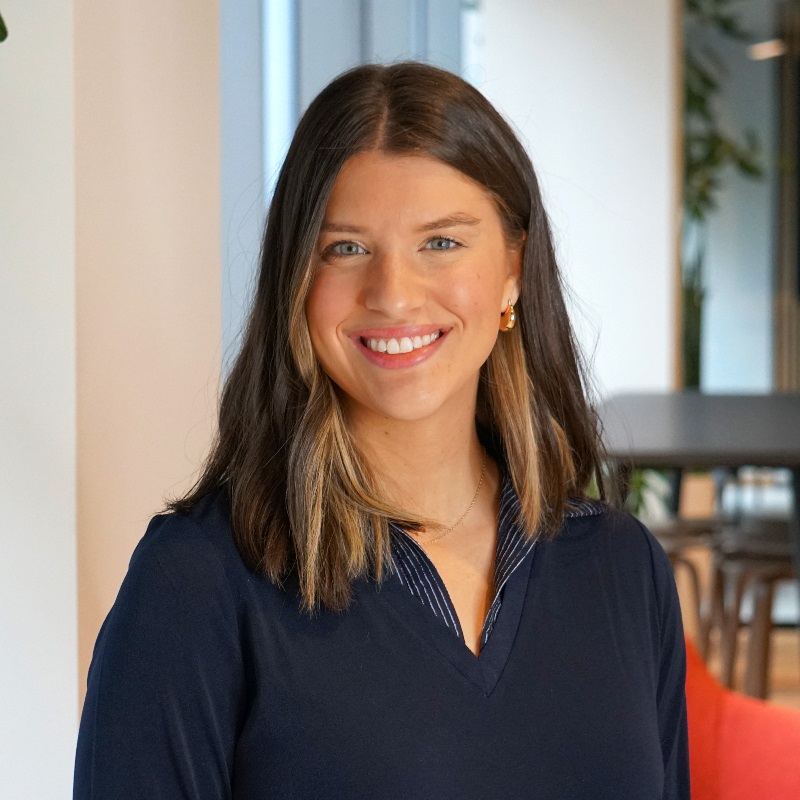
[685,638,800,799]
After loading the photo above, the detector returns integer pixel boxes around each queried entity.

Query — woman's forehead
[322,151,502,230]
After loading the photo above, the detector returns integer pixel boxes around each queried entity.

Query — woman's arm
[74,513,245,800]
[641,523,691,800]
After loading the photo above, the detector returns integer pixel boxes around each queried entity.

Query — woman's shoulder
[555,502,677,598]
[77,490,250,795]
[86,488,256,693]
[560,500,666,551]
[125,487,249,606]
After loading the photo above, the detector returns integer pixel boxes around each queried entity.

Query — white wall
[74,0,222,708]
[476,0,679,395]
[0,1,79,796]
[0,3,222,798]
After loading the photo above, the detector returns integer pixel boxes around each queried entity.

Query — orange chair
[685,637,800,799]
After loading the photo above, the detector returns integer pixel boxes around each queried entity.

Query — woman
[74,62,689,799]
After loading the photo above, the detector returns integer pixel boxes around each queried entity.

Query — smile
[362,331,441,354]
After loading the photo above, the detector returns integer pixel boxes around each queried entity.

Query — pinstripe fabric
[390,472,605,650]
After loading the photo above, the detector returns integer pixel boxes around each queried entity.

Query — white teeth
[365,331,442,354]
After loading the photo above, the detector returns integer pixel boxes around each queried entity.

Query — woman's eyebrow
[416,213,481,232]
[320,222,365,233]
[320,213,482,235]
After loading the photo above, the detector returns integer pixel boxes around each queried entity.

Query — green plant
[682,0,763,388]
[0,13,7,42]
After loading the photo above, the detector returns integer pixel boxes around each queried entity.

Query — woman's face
[306,151,522,427]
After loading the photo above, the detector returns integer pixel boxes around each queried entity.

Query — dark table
[598,391,800,598]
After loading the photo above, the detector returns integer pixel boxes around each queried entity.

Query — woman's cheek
[445,272,501,331]
[307,273,342,338]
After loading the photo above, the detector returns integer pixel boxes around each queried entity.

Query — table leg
[666,468,683,517]
[791,468,800,615]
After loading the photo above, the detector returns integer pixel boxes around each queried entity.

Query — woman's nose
[362,250,426,316]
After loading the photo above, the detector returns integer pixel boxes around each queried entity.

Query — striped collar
[389,470,604,651]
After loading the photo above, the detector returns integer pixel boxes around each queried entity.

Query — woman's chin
[344,389,475,429]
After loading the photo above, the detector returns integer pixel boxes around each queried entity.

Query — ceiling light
[749,39,787,60]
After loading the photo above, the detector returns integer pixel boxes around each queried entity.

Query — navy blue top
[74,483,689,799]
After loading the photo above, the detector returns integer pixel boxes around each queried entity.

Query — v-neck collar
[371,541,536,696]
[378,463,605,694]
[389,470,535,649]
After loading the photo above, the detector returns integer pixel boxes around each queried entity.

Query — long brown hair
[170,62,606,612]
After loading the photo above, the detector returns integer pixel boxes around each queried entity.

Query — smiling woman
[74,62,690,799]
[307,152,521,426]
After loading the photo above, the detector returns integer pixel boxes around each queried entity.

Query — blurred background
[2,1,799,797]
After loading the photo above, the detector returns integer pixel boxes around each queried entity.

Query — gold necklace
[412,448,488,546]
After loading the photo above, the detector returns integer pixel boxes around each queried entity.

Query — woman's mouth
[360,330,442,355]
[352,327,448,370]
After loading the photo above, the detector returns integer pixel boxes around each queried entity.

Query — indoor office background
[1,1,793,798]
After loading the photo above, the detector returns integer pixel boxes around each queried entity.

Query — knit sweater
[74,488,689,799]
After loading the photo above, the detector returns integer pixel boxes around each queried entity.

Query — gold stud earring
[499,301,516,332]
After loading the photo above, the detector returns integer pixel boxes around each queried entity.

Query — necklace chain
[412,448,488,546]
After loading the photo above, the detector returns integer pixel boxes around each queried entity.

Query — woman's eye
[425,236,460,251]
[328,241,367,257]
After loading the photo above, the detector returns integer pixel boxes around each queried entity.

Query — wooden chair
[706,518,796,698]
[649,517,717,642]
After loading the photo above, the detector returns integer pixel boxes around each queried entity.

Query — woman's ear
[503,234,525,306]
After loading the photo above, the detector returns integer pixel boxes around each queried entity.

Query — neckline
[390,468,536,648]
[371,542,536,696]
